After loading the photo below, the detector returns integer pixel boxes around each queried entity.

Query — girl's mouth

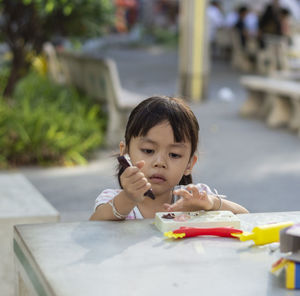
[150,174,166,184]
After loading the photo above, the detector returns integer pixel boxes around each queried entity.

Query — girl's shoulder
[94,189,122,208]
[99,188,122,197]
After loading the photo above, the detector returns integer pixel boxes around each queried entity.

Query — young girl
[90,96,248,221]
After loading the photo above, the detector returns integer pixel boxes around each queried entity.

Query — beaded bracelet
[108,199,128,220]
[213,189,226,211]
[215,195,222,210]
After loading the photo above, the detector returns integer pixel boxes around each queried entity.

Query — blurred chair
[43,42,66,84]
[230,29,254,72]
[43,43,144,148]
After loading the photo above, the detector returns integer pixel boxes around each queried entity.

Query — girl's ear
[119,141,127,155]
[184,154,198,176]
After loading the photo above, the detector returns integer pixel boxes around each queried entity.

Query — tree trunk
[2,0,39,99]
[3,47,28,98]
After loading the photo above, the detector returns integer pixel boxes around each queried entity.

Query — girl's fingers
[129,172,146,184]
[186,185,199,197]
[133,178,150,191]
[186,185,207,200]
[126,180,150,196]
[173,189,192,200]
[138,183,151,197]
[135,160,145,169]
[163,203,171,209]
[167,198,184,211]
[199,192,207,199]
[122,170,145,188]
[186,184,196,191]
[122,166,140,178]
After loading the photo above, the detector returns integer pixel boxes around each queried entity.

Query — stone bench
[239,75,300,134]
[0,173,59,296]
[43,43,145,148]
[256,34,300,75]
[271,70,300,81]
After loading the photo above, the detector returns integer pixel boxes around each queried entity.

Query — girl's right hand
[163,184,214,212]
[120,160,152,203]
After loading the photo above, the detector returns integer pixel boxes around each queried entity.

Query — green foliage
[0,0,115,41]
[151,28,178,48]
[0,0,115,96]
[0,71,106,167]
[29,0,114,37]
[0,65,10,97]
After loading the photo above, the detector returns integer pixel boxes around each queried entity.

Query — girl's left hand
[163,184,214,212]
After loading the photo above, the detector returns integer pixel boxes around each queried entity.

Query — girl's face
[121,121,197,197]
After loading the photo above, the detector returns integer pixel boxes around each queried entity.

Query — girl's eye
[170,153,181,159]
[141,149,154,154]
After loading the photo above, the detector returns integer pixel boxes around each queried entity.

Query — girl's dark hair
[117,96,199,187]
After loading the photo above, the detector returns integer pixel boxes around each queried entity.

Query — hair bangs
[125,96,199,157]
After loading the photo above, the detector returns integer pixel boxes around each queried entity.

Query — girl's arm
[90,160,151,221]
[89,190,137,221]
[210,195,249,214]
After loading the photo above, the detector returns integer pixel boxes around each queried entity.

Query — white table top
[14,212,300,296]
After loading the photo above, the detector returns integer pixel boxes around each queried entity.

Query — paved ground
[9,45,300,221]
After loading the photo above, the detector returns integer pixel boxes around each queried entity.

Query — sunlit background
[1,0,300,221]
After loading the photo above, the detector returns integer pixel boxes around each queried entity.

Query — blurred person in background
[207,0,225,43]
[279,0,300,21]
[234,5,250,48]
[207,0,225,56]
[280,8,292,38]
[258,0,292,47]
[225,6,239,28]
[226,5,258,36]
[244,9,259,36]
[115,0,138,33]
[153,0,179,32]
[233,5,258,67]
[259,0,282,36]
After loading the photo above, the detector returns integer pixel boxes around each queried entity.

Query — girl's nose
[154,156,167,168]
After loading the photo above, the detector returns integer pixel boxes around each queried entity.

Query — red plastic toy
[164,226,243,239]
